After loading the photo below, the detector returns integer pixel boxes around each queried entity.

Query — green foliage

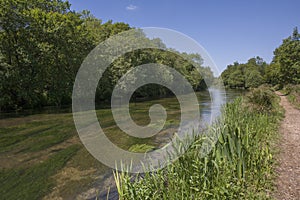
[128,144,156,153]
[0,0,94,110]
[283,84,300,109]
[114,97,281,199]
[96,48,212,102]
[245,86,278,113]
[268,27,300,86]
[245,70,264,88]
[222,27,300,88]
[221,57,267,89]
[0,0,214,111]
[265,63,281,86]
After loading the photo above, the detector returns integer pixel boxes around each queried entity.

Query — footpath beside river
[275,92,300,200]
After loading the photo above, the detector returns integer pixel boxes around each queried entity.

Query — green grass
[286,85,300,109]
[245,86,278,113]
[0,145,80,200]
[128,144,156,153]
[114,89,283,199]
[287,94,300,109]
[281,84,300,109]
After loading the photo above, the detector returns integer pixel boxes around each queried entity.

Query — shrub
[245,86,277,113]
[284,84,300,109]
[272,84,282,91]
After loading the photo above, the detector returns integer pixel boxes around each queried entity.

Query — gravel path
[274,92,300,200]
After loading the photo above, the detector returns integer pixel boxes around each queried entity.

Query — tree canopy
[221,57,266,89]
[221,27,300,89]
[0,0,213,111]
[269,27,300,85]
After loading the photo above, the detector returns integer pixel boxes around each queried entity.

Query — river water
[0,88,243,199]
[84,88,244,200]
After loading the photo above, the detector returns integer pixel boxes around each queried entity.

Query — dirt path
[274,92,300,200]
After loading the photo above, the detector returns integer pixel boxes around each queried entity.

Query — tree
[221,57,267,89]
[245,70,263,88]
[0,0,93,109]
[265,63,281,85]
[271,27,300,85]
[0,1,213,111]
[292,27,299,41]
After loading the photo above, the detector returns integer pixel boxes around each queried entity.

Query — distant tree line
[221,27,300,89]
[221,56,267,89]
[0,0,214,111]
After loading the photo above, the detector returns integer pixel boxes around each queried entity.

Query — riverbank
[114,88,283,199]
[0,90,239,199]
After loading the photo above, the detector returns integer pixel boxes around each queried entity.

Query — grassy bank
[282,85,300,109]
[114,88,283,199]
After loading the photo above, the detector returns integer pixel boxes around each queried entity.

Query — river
[81,88,244,200]
[0,88,244,199]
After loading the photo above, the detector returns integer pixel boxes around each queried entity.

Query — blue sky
[68,0,300,74]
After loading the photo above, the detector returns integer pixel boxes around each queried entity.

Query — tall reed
[114,92,282,199]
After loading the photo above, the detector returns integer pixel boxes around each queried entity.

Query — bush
[245,86,278,113]
[272,84,282,91]
[284,84,300,109]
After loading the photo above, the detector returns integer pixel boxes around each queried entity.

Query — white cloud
[126,4,138,11]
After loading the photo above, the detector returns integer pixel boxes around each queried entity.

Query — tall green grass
[283,84,300,109]
[245,86,277,113]
[114,89,282,199]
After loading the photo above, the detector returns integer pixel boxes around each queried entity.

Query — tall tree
[0,0,93,109]
[272,27,300,85]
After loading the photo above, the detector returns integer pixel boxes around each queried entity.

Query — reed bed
[114,88,282,199]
